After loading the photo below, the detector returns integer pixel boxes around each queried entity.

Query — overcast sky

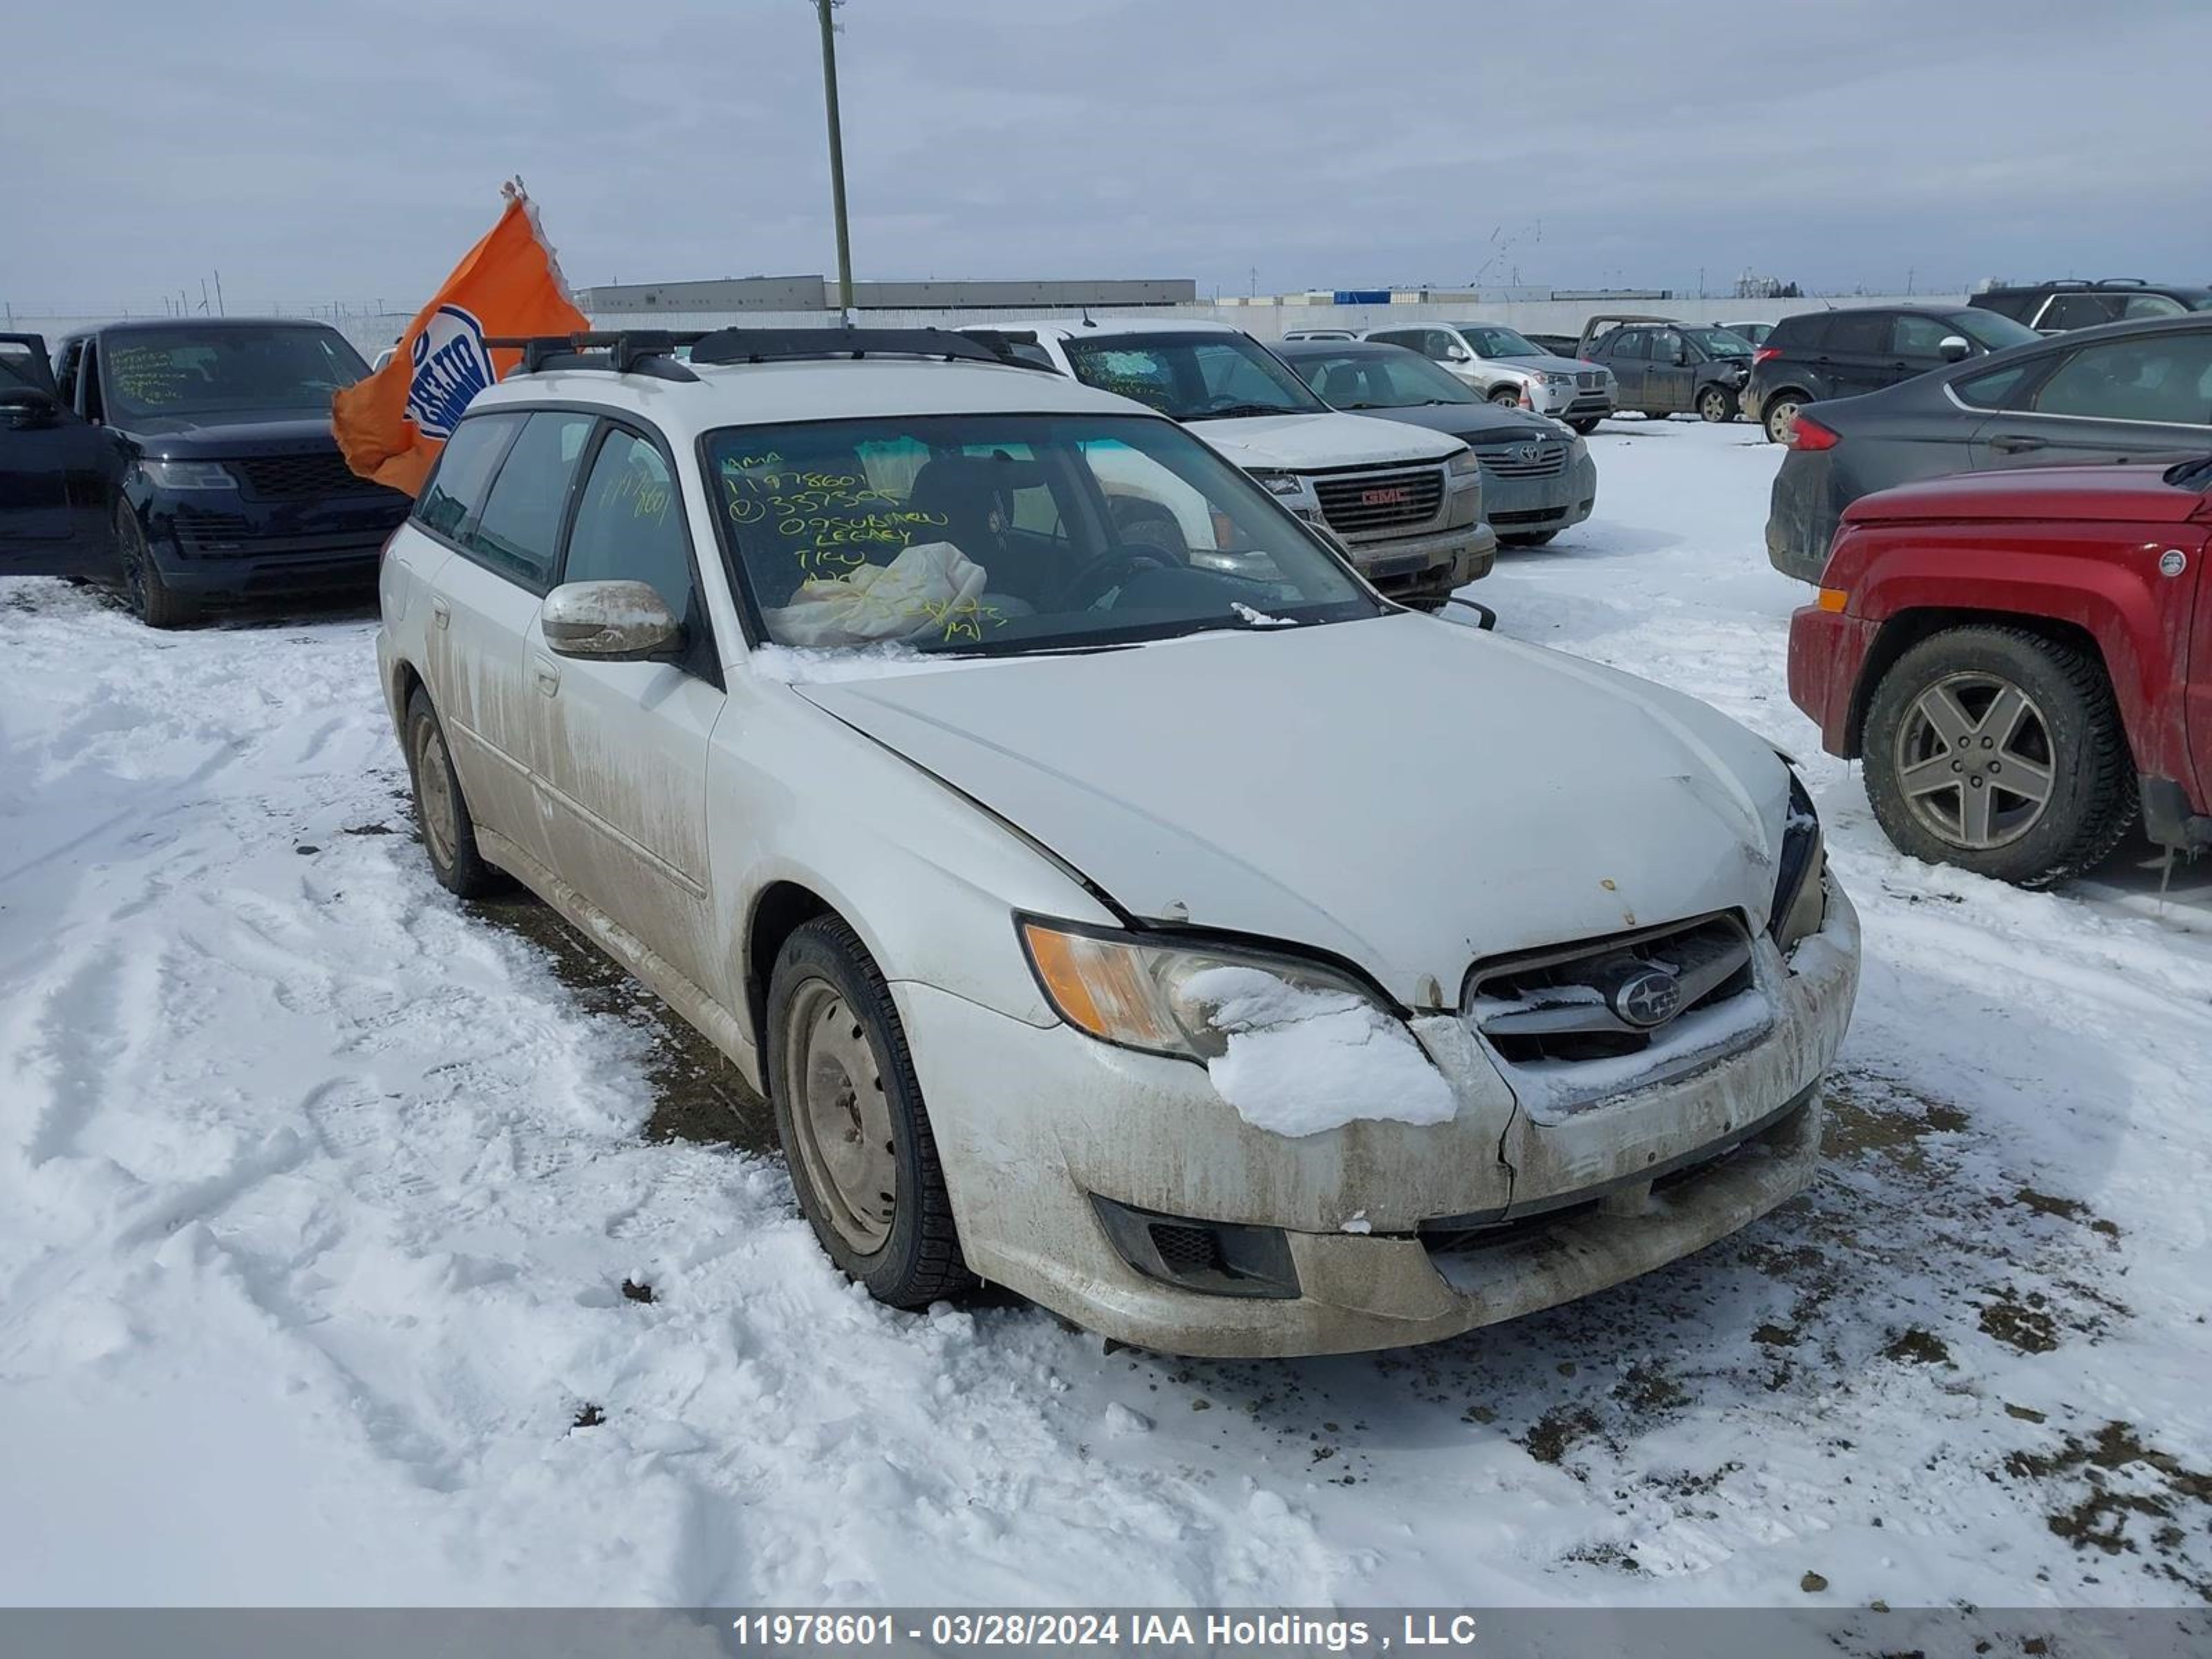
[6,0,2208,315]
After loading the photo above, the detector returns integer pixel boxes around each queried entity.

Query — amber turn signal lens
[1816,588,1848,612]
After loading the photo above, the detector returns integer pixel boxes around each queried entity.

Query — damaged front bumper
[901,883,1859,1358]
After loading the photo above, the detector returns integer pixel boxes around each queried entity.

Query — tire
[1862,626,2137,888]
[402,687,506,898]
[1501,530,1560,548]
[1763,395,1806,446]
[1487,386,1523,406]
[1568,417,1602,435]
[1698,385,1740,423]
[767,915,970,1309]
[1642,411,1671,422]
[114,502,196,628]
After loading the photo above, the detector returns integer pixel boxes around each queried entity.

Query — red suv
[1788,457,2212,886]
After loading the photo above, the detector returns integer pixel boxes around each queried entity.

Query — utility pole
[214,270,225,316]
[815,0,854,321]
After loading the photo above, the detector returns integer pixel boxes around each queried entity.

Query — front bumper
[141,489,406,599]
[1530,379,1615,420]
[903,883,1860,1358]
[1484,452,1599,541]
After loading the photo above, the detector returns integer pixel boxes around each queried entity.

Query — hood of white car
[1188,411,1462,473]
[793,615,1793,1007]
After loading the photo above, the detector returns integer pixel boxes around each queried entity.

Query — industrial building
[580,275,1197,314]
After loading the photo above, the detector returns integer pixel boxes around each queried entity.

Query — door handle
[1991,434,2047,455]
[429,597,451,630]
[532,654,561,697]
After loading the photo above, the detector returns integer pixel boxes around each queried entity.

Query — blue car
[2,319,409,625]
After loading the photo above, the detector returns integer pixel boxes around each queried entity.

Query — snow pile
[1180,966,1457,1136]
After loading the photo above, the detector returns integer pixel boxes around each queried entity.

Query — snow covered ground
[3,418,2209,1611]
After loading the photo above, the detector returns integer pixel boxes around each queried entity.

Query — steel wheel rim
[1894,671,2056,850]
[415,724,460,868]
[784,977,896,1253]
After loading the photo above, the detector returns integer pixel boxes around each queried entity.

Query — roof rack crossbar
[686,326,1025,368]
[485,330,705,380]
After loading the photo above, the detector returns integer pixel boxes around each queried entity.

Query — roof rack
[485,325,1056,381]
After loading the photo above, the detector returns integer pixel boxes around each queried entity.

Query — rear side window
[1767,315,1825,350]
[415,413,523,542]
[1953,364,2033,410]
[1973,293,2038,323]
[466,410,597,588]
[2039,293,2117,330]
[2031,332,2212,425]
[1610,331,1647,362]
[1824,314,1889,355]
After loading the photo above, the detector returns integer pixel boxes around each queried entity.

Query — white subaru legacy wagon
[375,327,1859,1358]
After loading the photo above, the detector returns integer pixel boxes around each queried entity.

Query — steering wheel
[1058,545,1174,610]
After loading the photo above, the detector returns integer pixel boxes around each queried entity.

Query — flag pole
[816,0,855,325]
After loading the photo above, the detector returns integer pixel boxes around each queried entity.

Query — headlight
[1447,448,1480,478]
[1568,435,1588,465]
[1020,918,1389,1061]
[1248,470,1306,499]
[138,458,234,490]
[1770,771,1827,956]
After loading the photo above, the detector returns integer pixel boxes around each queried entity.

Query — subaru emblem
[1612,968,1683,1029]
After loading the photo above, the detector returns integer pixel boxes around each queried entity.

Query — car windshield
[1684,327,1753,357]
[1946,310,2043,351]
[1452,326,1543,359]
[1284,348,1479,409]
[705,413,1380,659]
[98,326,368,421]
[1061,332,1327,421]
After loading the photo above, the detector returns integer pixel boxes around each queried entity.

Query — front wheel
[1487,386,1524,406]
[1861,626,2137,888]
[1698,385,1740,423]
[1568,417,1602,435]
[404,688,507,897]
[1763,395,1804,446]
[767,916,970,1309]
[114,502,196,628]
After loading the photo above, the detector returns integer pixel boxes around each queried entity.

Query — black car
[1745,306,2041,445]
[1765,313,2212,583]
[1279,339,1598,545]
[1,334,135,582]
[1715,321,1773,348]
[22,319,408,625]
[1969,278,2212,335]
[1580,322,1754,422]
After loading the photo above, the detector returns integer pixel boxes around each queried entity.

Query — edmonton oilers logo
[405,304,496,439]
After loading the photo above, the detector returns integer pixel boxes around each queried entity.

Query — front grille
[1149,1224,1224,1276]
[1576,371,1604,389]
[1474,440,1568,480]
[1313,467,1445,534]
[1465,912,1756,1067]
[171,506,388,563]
[229,451,384,498]
[1489,507,1567,527]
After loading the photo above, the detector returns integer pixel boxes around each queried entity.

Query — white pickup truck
[962,319,1494,606]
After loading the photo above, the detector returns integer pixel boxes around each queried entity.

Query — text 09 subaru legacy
[376,327,1859,1358]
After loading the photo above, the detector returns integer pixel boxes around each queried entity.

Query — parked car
[0,333,135,581]
[1282,328,1360,341]
[962,319,1494,606]
[1969,279,2212,335]
[1788,456,2212,885]
[34,319,409,625]
[1745,306,2042,445]
[379,325,1860,1358]
[1359,322,1616,432]
[1519,332,1584,359]
[1278,339,1597,546]
[1579,319,1754,422]
[1765,315,2212,583]
[1716,321,1774,348]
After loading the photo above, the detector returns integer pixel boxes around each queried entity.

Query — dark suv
[1745,306,2041,444]
[41,319,408,625]
[1969,279,2212,335]
[1578,321,1754,422]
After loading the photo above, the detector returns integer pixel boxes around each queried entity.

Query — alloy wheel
[1893,671,2056,850]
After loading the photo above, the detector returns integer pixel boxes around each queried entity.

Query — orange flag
[334,180,588,496]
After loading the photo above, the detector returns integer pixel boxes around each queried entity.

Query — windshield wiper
[1185,402,1302,422]
[2162,453,2212,490]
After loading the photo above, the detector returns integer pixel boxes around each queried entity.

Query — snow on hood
[795,615,1792,1006]
[1187,411,1463,472]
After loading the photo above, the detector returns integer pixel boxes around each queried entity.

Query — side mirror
[0,386,63,427]
[542,580,682,660]
[1445,596,1498,630]
[1445,344,1473,363]
[1938,335,1971,363]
